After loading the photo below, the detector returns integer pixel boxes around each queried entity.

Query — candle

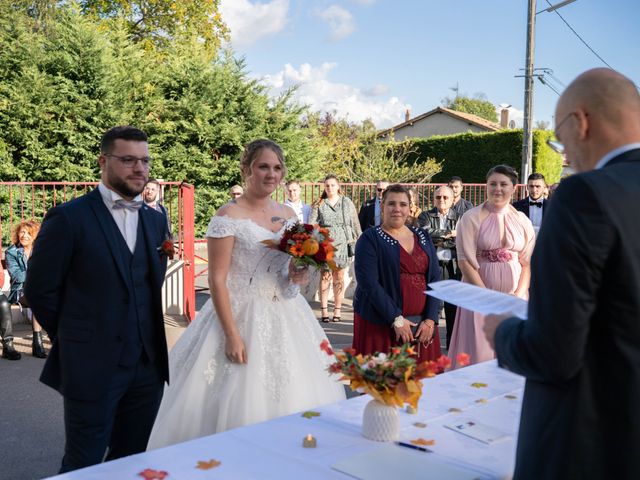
[302,434,317,448]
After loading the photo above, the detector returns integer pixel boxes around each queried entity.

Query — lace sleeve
[206,215,237,238]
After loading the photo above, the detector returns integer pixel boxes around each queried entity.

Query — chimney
[405,109,411,122]
[500,108,510,128]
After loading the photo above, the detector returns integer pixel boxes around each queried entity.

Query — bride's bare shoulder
[216,202,242,218]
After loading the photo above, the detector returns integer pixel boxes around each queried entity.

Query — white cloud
[364,84,389,97]
[258,62,410,128]
[219,0,289,49]
[349,0,377,4]
[315,5,356,41]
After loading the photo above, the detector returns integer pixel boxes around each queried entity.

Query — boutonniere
[157,237,175,259]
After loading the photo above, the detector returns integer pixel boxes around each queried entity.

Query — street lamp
[520,0,577,183]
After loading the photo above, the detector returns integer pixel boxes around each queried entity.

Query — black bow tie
[529,201,543,208]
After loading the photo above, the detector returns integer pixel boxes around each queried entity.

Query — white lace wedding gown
[147,216,346,449]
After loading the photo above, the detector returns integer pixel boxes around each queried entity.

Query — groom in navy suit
[484,69,640,479]
[25,126,170,472]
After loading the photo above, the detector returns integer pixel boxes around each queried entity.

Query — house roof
[378,106,501,138]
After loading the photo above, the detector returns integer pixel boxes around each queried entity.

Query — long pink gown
[448,202,535,367]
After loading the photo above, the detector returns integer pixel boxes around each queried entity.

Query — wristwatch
[392,315,405,328]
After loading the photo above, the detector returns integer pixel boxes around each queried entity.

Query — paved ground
[2,289,447,480]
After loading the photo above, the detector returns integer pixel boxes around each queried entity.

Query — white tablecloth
[47,361,524,480]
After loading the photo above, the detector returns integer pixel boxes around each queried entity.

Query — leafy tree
[442,94,498,123]
[79,0,228,57]
[304,112,441,184]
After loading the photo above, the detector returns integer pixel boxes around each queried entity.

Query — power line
[544,0,614,69]
[537,75,561,96]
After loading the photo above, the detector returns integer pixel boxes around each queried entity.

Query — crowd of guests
[266,169,556,368]
[0,169,552,365]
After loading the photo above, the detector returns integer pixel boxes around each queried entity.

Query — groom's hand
[225,335,247,364]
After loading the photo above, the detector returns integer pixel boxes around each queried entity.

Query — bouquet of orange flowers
[321,341,470,409]
[262,222,338,271]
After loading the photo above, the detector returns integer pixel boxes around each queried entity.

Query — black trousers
[0,294,14,342]
[60,353,164,473]
[438,259,460,348]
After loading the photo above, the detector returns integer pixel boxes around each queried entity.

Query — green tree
[79,0,228,57]
[442,94,498,123]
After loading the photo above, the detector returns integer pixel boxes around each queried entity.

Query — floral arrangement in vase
[321,341,469,409]
[262,222,337,270]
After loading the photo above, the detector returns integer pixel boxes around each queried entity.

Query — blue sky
[219,0,640,129]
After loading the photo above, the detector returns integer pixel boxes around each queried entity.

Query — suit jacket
[358,197,377,232]
[512,197,547,220]
[25,188,169,401]
[494,148,640,479]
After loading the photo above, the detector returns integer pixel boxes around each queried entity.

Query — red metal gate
[0,181,196,321]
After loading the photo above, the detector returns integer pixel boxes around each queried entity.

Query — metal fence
[273,182,528,211]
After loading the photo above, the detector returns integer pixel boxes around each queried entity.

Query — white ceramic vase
[362,398,399,442]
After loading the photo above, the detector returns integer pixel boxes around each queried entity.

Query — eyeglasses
[105,154,152,168]
[547,112,576,155]
[230,192,242,197]
[377,188,386,192]
[435,195,450,200]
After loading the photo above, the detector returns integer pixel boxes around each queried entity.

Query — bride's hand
[225,335,247,364]
[288,260,310,286]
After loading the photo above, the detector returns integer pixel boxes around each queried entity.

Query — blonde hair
[240,139,286,180]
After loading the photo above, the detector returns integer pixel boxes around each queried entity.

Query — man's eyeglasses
[435,195,450,200]
[376,188,386,192]
[547,112,576,155]
[230,192,242,197]
[105,154,152,168]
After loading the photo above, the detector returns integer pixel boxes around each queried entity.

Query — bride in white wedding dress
[147,140,345,449]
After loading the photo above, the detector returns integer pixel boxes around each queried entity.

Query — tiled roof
[378,106,501,137]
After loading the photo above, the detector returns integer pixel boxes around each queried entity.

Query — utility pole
[521,0,536,183]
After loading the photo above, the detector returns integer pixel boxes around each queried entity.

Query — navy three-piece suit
[25,187,169,471]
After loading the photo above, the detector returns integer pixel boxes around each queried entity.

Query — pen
[395,441,432,453]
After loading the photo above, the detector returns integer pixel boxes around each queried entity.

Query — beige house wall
[390,113,489,140]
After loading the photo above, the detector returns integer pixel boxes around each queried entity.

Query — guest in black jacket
[358,180,388,231]
[418,186,460,347]
[512,172,547,234]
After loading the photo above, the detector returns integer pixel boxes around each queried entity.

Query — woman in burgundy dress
[352,184,441,363]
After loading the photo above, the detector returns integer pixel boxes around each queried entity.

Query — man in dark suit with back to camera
[483,69,640,479]
[25,126,170,473]
[512,172,547,234]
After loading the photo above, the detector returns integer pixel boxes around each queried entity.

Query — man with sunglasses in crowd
[358,179,389,231]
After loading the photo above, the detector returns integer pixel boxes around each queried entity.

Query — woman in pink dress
[448,165,535,367]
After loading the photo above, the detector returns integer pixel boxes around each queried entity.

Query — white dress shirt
[284,200,311,223]
[527,197,544,229]
[98,182,142,253]
[374,198,382,226]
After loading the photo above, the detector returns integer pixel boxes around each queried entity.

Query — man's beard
[108,171,146,198]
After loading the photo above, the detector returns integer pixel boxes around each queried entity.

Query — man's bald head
[555,68,640,172]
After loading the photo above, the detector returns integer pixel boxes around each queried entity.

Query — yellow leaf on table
[301,411,321,419]
[504,394,517,399]
[413,422,427,428]
[475,398,488,404]
[470,382,488,388]
[410,438,435,446]
[448,407,462,413]
[196,459,221,470]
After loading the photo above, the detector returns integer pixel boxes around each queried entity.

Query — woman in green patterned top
[310,175,361,323]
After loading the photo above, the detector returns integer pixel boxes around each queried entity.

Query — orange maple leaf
[196,459,221,470]
[410,438,436,446]
[138,469,169,480]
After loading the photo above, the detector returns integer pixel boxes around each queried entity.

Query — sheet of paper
[331,444,487,480]
[443,418,511,445]
[426,280,528,319]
